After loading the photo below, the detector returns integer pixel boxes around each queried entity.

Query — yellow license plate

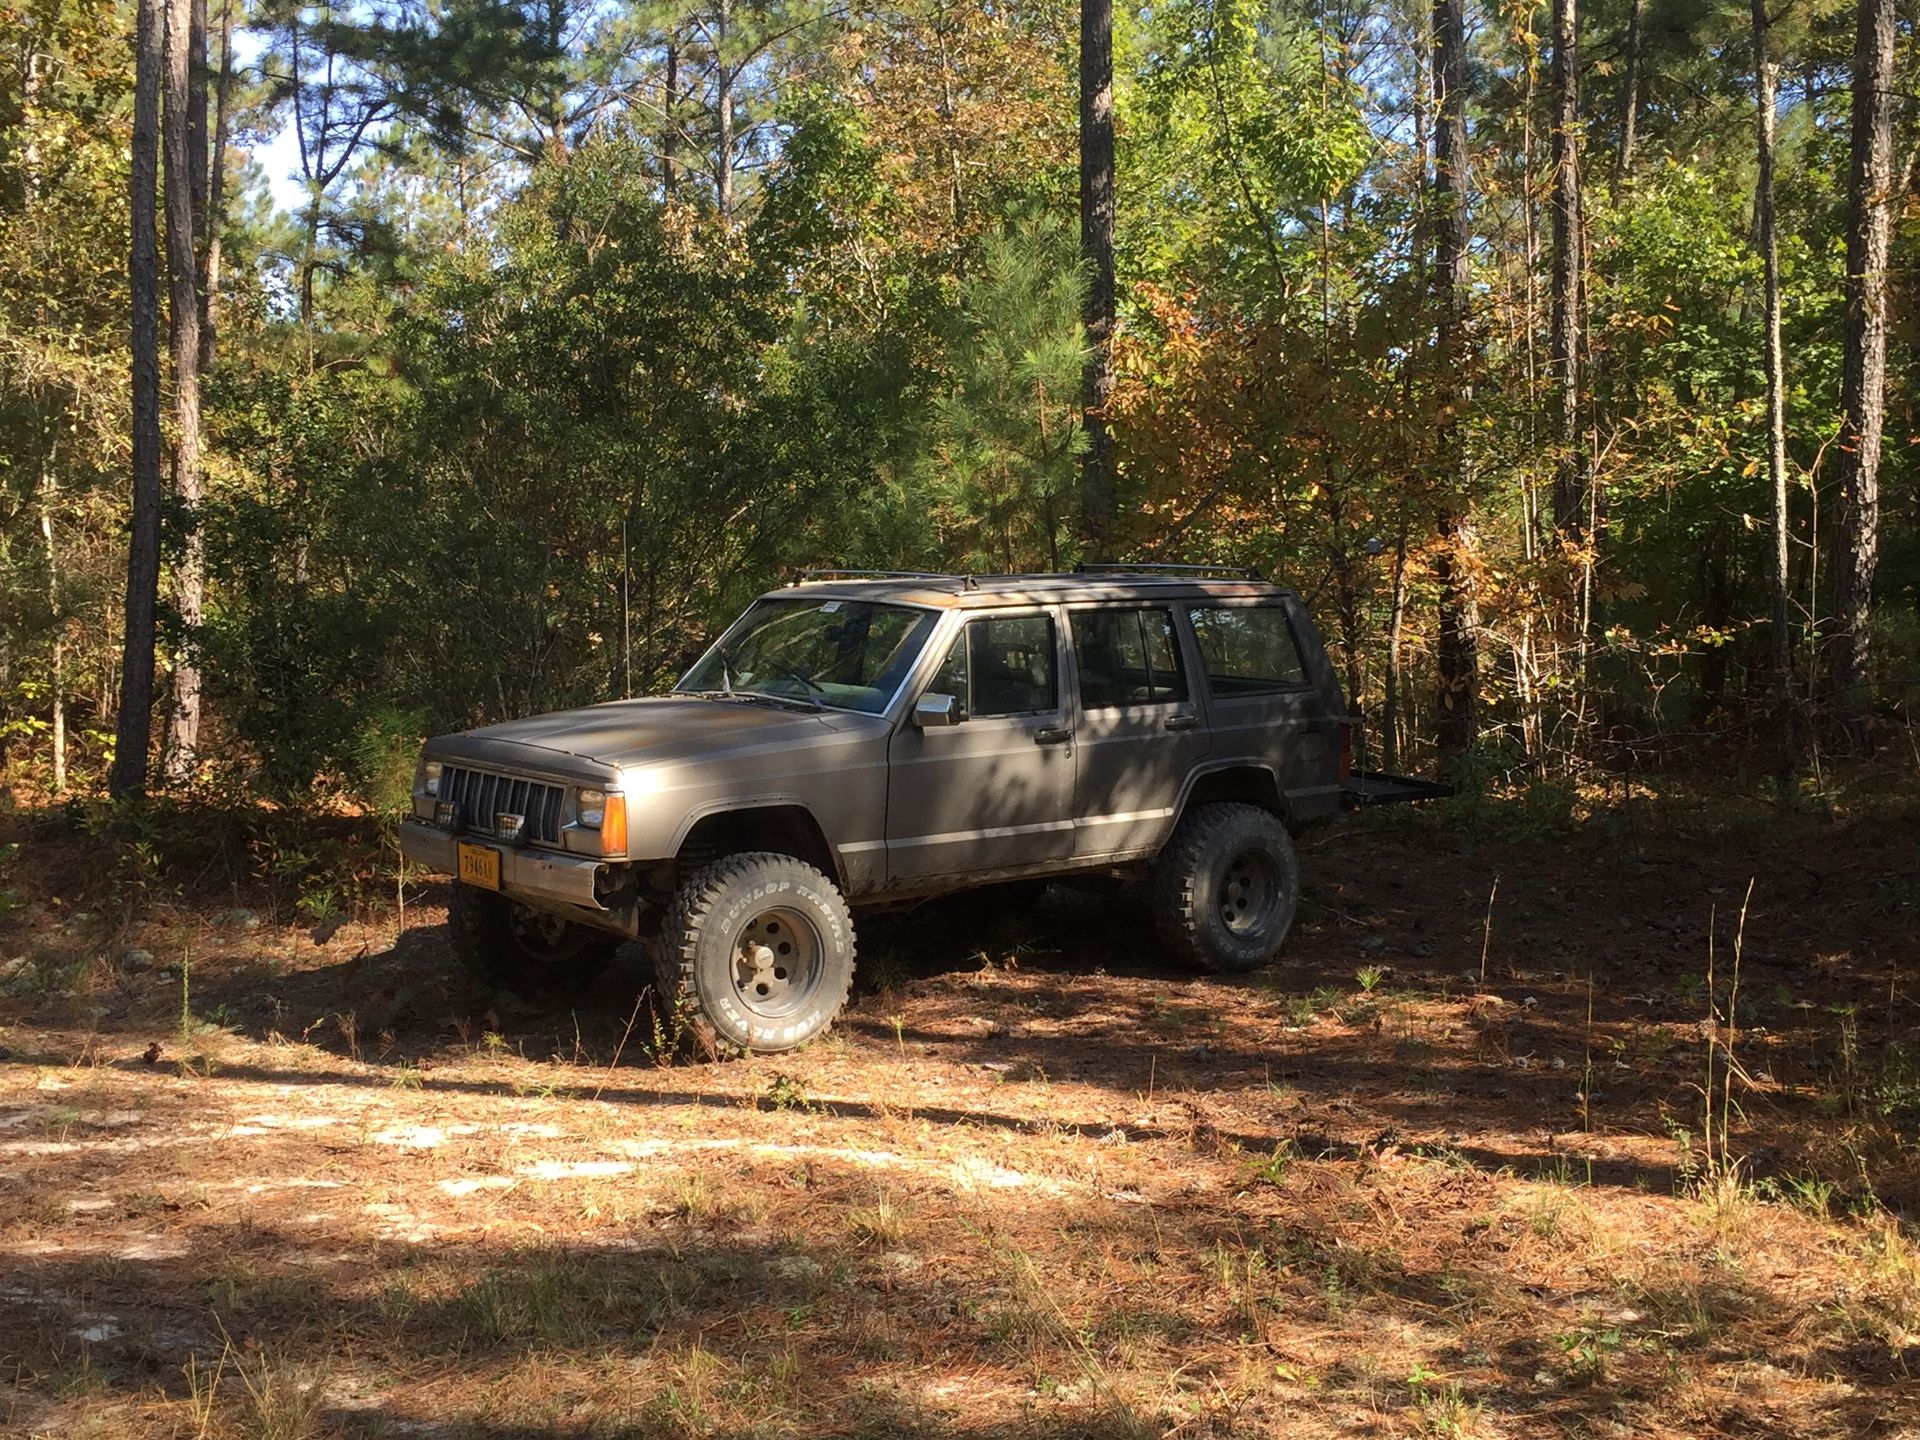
[457,842,501,890]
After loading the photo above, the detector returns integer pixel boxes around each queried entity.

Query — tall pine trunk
[1617,0,1642,179]
[1828,0,1896,751]
[39,447,65,793]
[1751,0,1796,803]
[1381,525,1411,772]
[200,0,232,361]
[111,0,166,800]
[1548,0,1586,544]
[163,0,206,784]
[1078,0,1117,552]
[1431,0,1479,760]
[715,0,734,218]
[662,37,679,197]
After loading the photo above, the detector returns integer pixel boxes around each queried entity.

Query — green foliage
[916,213,1089,572]
[1125,0,1370,296]
[348,706,427,817]
[0,0,1909,797]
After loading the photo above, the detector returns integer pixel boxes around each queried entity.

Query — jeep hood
[428,695,882,781]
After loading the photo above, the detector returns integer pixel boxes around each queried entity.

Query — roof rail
[1073,561,1265,581]
[958,571,1077,590]
[791,569,958,585]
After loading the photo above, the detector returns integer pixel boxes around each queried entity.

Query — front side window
[1071,608,1189,708]
[927,614,1058,718]
[1190,605,1308,697]
[677,599,939,713]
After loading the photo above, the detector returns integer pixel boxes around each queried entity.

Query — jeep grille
[440,766,565,845]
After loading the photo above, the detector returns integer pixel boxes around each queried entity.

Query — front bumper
[399,820,640,934]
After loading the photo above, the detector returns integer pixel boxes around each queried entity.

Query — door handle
[1034,726,1073,745]
[1165,714,1199,732]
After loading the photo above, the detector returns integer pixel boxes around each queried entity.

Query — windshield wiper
[679,686,821,713]
[765,662,827,708]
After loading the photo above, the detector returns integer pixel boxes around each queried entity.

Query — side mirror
[912,692,965,728]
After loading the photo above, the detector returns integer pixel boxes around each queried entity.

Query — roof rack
[1073,561,1265,581]
[791,569,958,585]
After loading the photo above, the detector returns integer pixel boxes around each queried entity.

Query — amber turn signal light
[598,793,627,857]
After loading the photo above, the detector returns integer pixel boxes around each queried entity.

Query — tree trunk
[662,37,679,197]
[935,0,967,275]
[111,0,166,800]
[1828,0,1896,752]
[1411,4,1427,207]
[1617,0,1642,180]
[716,0,734,218]
[1549,0,1586,542]
[39,448,66,793]
[1078,0,1117,552]
[1751,0,1796,804]
[532,0,567,160]
[188,0,207,232]
[1431,0,1479,761]
[1381,525,1410,773]
[199,0,232,362]
[299,199,320,327]
[23,43,64,792]
[163,0,206,785]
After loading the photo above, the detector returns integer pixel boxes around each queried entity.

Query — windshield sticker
[819,601,842,613]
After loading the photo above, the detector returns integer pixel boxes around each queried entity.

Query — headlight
[577,788,627,856]
[419,760,443,797]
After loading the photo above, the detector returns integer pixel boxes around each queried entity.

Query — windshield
[676,598,941,715]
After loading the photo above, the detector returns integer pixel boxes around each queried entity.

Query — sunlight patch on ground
[517,1158,635,1180]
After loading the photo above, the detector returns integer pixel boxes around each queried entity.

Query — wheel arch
[672,802,842,887]
[1174,764,1291,829]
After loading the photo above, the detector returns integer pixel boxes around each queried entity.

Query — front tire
[655,852,856,1057]
[1149,803,1300,973]
[446,883,619,993]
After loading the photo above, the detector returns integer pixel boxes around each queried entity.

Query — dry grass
[1,781,1918,1436]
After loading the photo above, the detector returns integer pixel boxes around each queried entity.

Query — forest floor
[1,778,1918,1438]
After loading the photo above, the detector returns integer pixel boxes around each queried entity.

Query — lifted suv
[400,567,1443,1053]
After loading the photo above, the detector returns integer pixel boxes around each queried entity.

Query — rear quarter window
[1189,605,1309,697]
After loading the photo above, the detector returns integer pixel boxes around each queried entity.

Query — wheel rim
[509,903,584,962]
[1217,846,1281,938]
[732,906,825,1020]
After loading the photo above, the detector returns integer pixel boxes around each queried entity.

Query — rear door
[1066,605,1210,859]
[1186,598,1340,813]
[884,609,1076,882]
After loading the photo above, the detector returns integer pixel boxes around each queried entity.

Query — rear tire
[446,883,619,993]
[1149,802,1299,973]
[655,852,856,1057]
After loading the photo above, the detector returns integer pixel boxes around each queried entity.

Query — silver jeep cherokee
[399,567,1442,1053]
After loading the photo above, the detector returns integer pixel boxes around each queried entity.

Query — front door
[885,610,1076,883]
[1066,605,1210,858]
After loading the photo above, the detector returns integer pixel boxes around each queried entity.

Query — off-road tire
[655,852,856,1057]
[1149,802,1300,973]
[446,882,619,993]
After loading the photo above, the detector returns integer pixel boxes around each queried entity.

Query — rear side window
[1071,608,1189,708]
[929,615,1058,717]
[1190,605,1308,696]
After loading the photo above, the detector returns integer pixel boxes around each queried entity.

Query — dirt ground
[2,784,1918,1438]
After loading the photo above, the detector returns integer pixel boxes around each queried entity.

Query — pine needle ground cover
[0,784,1916,1438]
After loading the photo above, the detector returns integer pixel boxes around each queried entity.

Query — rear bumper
[398,819,610,913]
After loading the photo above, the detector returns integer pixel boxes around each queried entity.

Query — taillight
[1339,722,1353,782]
